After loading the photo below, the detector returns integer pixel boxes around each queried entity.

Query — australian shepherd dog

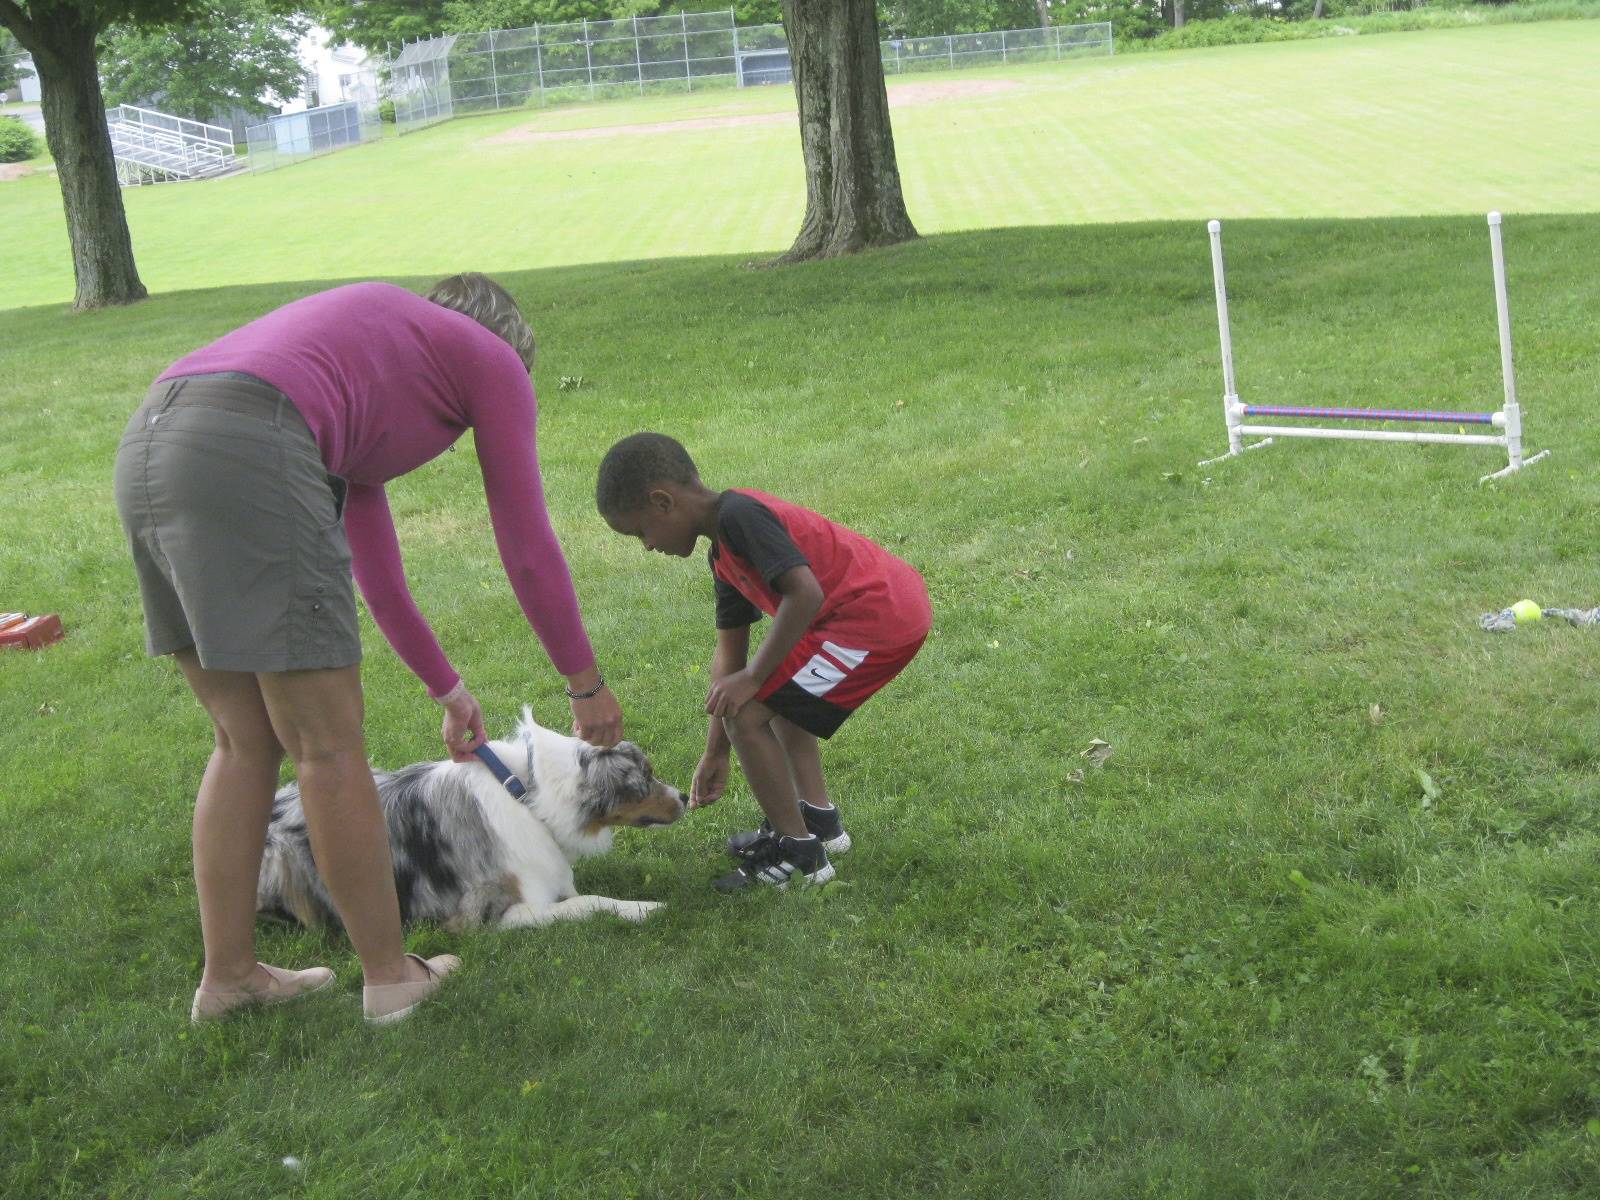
[257,709,685,932]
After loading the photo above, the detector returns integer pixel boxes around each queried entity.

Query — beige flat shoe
[190,962,336,1024]
[363,953,461,1026]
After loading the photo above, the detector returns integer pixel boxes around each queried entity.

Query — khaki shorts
[113,373,361,673]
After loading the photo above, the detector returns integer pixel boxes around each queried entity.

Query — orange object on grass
[0,613,64,650]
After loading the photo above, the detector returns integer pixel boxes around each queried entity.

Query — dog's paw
[619,900,664,924]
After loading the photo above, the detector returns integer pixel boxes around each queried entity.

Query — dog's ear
[576,742,650,812]
[576,741,639,764]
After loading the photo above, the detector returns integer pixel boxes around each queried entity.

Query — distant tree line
[100,0,310,125]
[312,0,1470,50]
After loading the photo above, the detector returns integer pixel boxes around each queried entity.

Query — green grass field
[2,20,1599,310]
[5,22,1600,1200]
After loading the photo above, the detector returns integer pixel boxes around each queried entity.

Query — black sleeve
[714,573,761,629]
[716,493,810,586]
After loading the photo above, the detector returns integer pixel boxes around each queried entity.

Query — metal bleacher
[106,104,240,186]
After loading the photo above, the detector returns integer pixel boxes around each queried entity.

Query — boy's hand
[690,751,730,809]
[705,669,760,718]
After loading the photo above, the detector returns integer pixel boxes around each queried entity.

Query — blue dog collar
[472,744,527,799]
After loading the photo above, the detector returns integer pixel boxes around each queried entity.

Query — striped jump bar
[1197,213,1549,485]
[1240,406,1500,426]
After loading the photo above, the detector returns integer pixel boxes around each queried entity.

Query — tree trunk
[1312,0,1325,18]
[1175,0,1187,29]
[16,5,148,309]
[775,0,917,264]
[1034,0,1052,27]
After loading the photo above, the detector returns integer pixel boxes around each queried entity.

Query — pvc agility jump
[1198,212,1549,484]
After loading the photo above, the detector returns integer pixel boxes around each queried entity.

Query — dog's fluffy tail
[256,789,342,929]
[516,705,539,742]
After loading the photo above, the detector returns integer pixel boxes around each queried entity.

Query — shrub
[1144,15,1311,51]
[0,115,40,163]
[378,98,395,123]
[1120,0,1600,54]
[1051,0,1168,43]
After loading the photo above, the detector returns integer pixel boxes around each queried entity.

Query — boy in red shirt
[597,433,932,891]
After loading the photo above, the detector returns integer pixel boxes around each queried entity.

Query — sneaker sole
[729,830,851,861]
[775,861,836,891]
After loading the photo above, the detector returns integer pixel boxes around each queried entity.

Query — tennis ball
[1512,599,1542,624]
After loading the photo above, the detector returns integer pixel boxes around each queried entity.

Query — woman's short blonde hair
[425,273,537,372]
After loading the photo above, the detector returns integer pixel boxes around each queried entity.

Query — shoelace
[741,833,786,875]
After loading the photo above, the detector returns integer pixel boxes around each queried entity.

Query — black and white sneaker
[713,833,836,893]
[727,802,851,860]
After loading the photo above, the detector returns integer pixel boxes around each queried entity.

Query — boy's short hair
[425,272,536,372]
[596,432,699,516]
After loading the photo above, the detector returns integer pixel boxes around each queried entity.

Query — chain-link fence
[443,11,792,114]
[884,23,1114,74]
[244,100,383,173]
[394,11,1113,135]
[392,35,456,133]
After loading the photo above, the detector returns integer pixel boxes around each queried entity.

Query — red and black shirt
[709,489,932,649]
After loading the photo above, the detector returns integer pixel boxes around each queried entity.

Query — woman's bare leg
[255,666,425,988]
[174,649,288,993]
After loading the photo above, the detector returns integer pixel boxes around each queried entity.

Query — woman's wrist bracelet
[433,679,468,706]
[564,674,605,701]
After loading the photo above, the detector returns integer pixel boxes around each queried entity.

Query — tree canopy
[0,0,204,54]
[308,0,451,51]
[100,0,309,122]
[877,1,1050,37]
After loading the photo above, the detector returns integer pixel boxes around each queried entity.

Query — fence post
[730,10,741,89]
[948,34,954,69]
[634,15,644,94]
[534,23,546,106]
[584,17,594,99]
[683,12,692,92]
[488,28,500,111]
[1001,29,1007,63]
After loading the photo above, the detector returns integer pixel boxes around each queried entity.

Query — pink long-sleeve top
[159,282,594,697]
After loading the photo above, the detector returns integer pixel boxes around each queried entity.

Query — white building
[281,27,381,115]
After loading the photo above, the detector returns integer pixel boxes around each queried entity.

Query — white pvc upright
[1479,212,1551,481]
[1204,219,1270,463]
[1209,220,1235,411]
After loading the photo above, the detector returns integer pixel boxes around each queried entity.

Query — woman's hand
[705,669,760,718]
[441,686,487,762]
[570,685,623,748]
[691,750,730,810]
